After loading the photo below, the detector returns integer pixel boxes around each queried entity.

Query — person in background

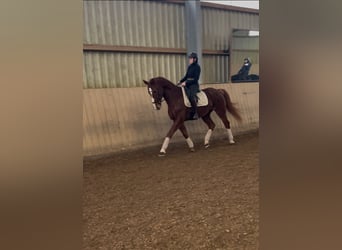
[178,52,201,120]
[238,57,252,80]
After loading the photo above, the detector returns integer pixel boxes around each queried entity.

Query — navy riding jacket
[179,62,201,87]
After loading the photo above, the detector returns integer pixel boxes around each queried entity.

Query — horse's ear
[143,80,149,85]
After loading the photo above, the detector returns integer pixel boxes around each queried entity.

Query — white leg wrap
[160,137,170,153]
[204,129,213,145]
[186,137,194,148]
[227,129,235,144]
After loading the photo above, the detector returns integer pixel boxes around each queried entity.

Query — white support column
[185,0,203,83]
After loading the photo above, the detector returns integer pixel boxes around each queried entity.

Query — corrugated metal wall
[84,0,186,48]
[201,55,228,83]
[83,0,186,88]
[201,7,259,80]
[83,52,187,88]
[231,36,259,51]
[83,1,259,88]
[230,36,259,75]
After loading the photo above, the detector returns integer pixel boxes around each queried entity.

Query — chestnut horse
[143,77,242,156]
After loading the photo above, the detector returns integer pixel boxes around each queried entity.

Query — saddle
[181,87,208,107]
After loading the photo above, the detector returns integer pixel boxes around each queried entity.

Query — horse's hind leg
[178,124,195,152]
[215,110,235,144]
[201,114,216,148]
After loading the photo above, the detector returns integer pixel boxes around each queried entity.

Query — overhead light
[249,30,259,36]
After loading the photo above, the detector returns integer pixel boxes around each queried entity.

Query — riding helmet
[188,52,198,60]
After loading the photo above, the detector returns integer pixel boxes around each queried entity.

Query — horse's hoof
[204,144,210,149]
[158,152,166,157]
[229,140,235,145]
[189,147,195,152]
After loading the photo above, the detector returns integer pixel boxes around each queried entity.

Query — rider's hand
[181,82,186,87]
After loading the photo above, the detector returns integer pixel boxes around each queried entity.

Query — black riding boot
[188,98,198,120]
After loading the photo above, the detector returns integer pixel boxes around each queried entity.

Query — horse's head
[143,78,164,110]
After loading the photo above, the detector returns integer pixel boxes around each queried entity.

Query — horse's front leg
[178,123,195,152]
[159,118,182,156]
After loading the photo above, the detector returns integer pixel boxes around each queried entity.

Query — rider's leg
[189,96,198,119]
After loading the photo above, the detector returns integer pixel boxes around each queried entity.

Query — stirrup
[188,113,198,120]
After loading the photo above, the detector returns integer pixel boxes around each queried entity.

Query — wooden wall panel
[83,83,259,156]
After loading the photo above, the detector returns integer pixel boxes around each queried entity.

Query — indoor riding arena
[83,1,259,249]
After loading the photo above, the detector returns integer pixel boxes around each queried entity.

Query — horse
[143,77,242,156]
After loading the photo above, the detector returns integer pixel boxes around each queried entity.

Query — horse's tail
[219,89,242,122]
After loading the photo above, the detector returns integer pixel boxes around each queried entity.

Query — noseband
[148,87,164,104]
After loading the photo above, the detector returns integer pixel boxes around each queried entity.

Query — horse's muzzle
[154,103,161,110]
[151,97,162,110]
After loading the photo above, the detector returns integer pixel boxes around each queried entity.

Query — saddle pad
[181,87,208,107]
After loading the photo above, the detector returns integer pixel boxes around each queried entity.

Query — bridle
[148,86,164,106]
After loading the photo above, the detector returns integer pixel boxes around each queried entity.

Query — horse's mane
[151,77,176,89]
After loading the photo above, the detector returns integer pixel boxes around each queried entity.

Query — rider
[178,52,201,120]
[238,57,252,80]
